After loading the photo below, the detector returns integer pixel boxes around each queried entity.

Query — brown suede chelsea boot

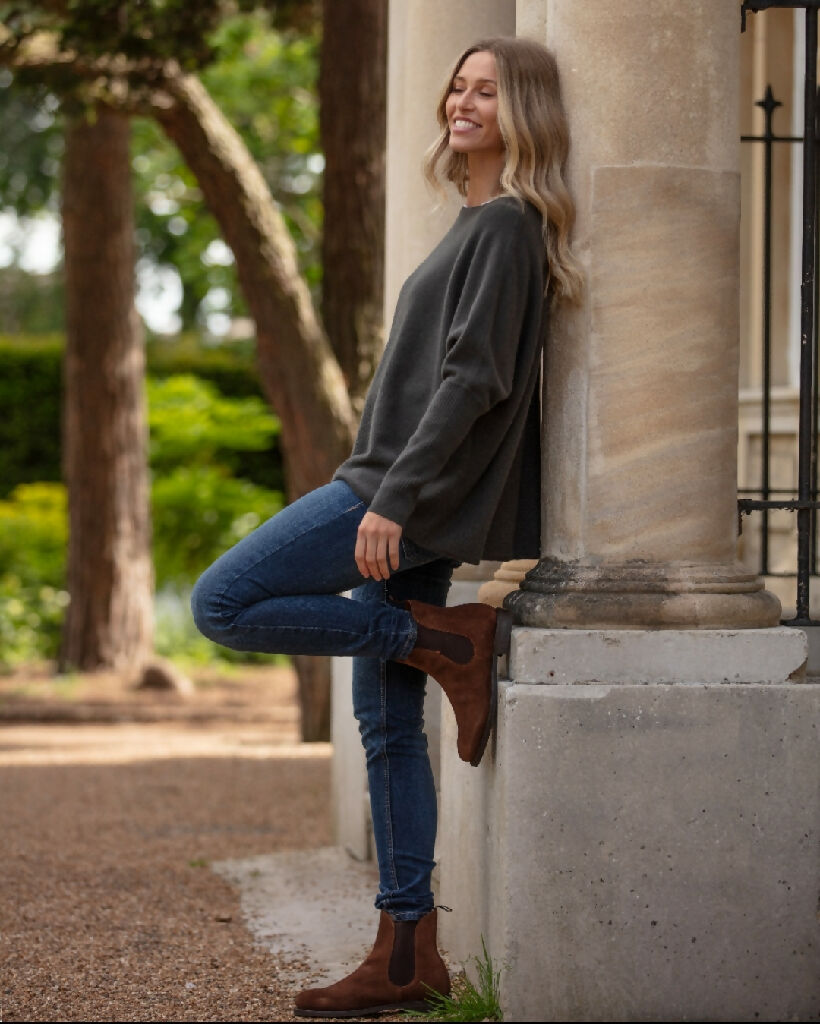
[399,600,512,766]
[293,908,450,1018]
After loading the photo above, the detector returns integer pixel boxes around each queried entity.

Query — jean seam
[396,619,417,660]
[220,621,412,661]
[379,619,399,893]
[212,497,365,624]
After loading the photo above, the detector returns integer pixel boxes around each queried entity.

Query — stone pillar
[385,0,516,319]
[477,559,535,606]
[505,0,781,629]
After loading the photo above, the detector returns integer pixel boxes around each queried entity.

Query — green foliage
[0,482,67,587]
[0,336,64,493]
[407,939,503,1022]
[0,73,64,216]
[200,11,322,290]
[127,9,322,328]
[0,1,254,69]
[0,373,284,667]
[0,482,68,669]
[0,1,321,665]
[0,334,285,496]
[0,266,64,333]
[0,6,322,332]
[147,373,280,471]
[148,373,284,586]
[0,574,68,668]
[146,334,261,393]
[152,465,281,585]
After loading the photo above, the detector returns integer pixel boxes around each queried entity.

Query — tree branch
[1,36,357,498]
[155,64,356,498]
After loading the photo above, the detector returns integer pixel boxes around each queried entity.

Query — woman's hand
[355,511,402,580]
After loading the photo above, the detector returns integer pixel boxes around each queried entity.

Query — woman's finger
[376,536,391,580]
[355,529,369,578]
[388,532,400,573]
[356,511,402,580]
[363,528,385,580]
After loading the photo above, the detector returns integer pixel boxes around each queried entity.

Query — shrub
[152,464,282,585]
[0,481,67,585]
[147,372,280,471]
[0,377,284,666]
[0,335,63,494]
[0,575,68,669]
[0,333,286,495]
[0,481,68,669]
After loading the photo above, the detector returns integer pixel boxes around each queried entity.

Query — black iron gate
[739,0,820,625]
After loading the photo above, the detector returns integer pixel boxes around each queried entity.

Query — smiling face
[445,50,505,157]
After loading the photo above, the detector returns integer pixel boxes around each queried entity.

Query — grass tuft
[405,937,502,1022]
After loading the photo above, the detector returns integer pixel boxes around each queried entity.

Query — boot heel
[469,609,511,768]
[493,608,513,655]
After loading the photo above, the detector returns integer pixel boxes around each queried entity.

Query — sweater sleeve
[368,204,543,527]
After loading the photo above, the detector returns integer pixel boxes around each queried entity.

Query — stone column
[385,0,516,318]
[505,0,781,629]
[477,559,535,606]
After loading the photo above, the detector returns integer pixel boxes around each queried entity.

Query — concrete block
[511,626,807,685]
[803,624,820,676]
[438,709,495,962]
[439,625,820,1021]
[497,680,820,1020]
[438,676,820,1022]
[331,655,370,860]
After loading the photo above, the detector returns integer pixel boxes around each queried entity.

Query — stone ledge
[509,625,807,685]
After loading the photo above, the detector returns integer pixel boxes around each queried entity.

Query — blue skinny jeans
[190,479,458,920]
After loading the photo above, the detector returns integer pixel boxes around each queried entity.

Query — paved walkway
[214,846,380,983]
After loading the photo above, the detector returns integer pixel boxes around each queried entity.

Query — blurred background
[0,0,387,740]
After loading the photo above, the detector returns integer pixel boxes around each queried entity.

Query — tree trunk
[291,653,331,743]
[304,3,387,741]
[320,0,387,411]
[60,106,154,673]
[155,70,361,741]
[154,72,356,500]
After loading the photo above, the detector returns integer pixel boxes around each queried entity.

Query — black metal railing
[739,1,820,625]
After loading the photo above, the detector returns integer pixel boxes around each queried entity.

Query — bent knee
[190,570,230,642]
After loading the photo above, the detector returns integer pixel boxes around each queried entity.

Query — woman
[191,35,581,1018]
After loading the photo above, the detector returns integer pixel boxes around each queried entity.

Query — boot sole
[469,608,512,767]
[294,999,432,1018]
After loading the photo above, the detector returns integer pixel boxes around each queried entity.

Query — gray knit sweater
[333,195,548,564]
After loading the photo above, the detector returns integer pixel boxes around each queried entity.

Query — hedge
[0,335,64,495]
[0,333,285,496]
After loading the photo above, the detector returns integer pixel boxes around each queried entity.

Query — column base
[505,558,782,628]
[477,559,536,608]
[438,627,819,1022]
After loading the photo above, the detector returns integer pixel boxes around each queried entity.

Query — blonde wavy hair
[424,36,584,304]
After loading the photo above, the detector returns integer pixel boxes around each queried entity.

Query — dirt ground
[0,664,342,1023]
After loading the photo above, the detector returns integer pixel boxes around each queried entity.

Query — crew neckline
[462,195,507,210]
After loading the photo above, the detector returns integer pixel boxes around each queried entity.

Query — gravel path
[0,667,341,1023]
